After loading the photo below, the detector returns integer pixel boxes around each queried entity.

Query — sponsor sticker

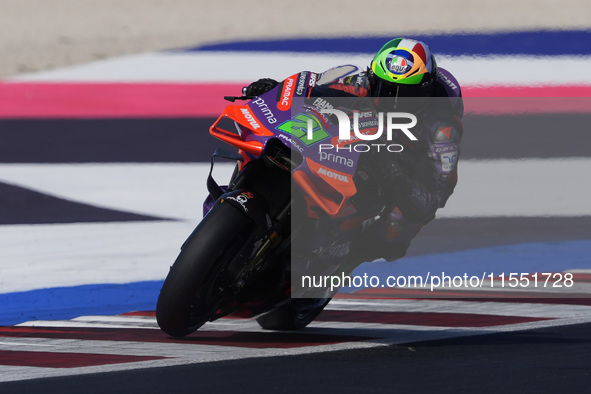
[317,166,350,183]
[276,112,330,146]
[278,75,297,111]
[387,51,413,75]
[225,191,254,212]
[441,150,458,172]
[295,72,308,97]
[240,107,261,130]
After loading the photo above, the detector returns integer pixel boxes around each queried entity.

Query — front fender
[221,189,273,231]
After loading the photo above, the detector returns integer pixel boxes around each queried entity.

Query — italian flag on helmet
[371,38,437,85]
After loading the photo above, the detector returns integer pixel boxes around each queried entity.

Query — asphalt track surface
[1,323,589,393]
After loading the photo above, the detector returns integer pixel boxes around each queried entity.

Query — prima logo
[319,151,354,167]
[251,97,277,124]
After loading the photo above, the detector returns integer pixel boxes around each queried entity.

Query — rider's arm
[243,65,366,99]
[380,110,463,225]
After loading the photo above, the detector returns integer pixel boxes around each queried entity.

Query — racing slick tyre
[256,298,331,331]
[156,201,256,337]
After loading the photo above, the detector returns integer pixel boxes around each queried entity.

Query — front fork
[205,147,295,289]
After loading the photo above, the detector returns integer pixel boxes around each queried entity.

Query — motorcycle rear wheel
[156,201,256,337]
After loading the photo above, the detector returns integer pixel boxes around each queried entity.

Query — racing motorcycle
[156,71,388,337]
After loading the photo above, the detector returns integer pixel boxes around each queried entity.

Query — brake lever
[224,95,256,102]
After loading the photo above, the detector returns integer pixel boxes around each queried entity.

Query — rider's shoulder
[316,65,364,85]
[434,67,462,98]
[433,67,464,118]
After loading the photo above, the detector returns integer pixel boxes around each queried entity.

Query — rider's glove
[362,150,412,204]
[242,78,279,97]
[376,154,439,224]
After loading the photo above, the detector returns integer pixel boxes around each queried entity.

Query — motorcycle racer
[243,38,464,269]
[156,38,465,335]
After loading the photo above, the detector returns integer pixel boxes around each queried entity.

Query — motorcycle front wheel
[156,201,257,337]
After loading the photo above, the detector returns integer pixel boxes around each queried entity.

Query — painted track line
[2,295,591,383]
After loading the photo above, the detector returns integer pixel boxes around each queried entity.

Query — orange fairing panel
[293,158,357,216]
[209,104,272,155]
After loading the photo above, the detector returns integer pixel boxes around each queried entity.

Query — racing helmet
[368,38,437,107]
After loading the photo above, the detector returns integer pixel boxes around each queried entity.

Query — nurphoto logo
[307,109,418,153]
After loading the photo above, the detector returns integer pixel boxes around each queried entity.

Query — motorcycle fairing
[209,71,373,219]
